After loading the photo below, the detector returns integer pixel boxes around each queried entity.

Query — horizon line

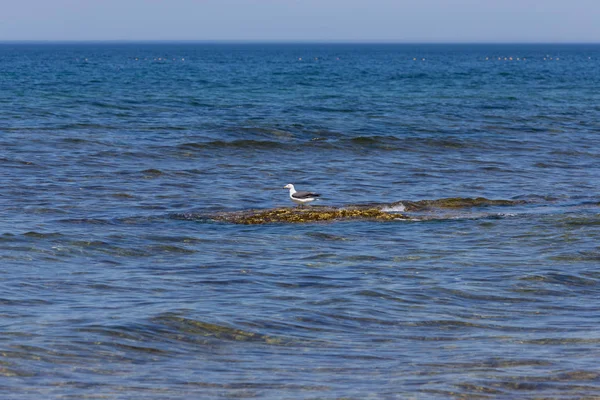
[1,39,600,45]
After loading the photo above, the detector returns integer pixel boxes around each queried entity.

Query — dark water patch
[87,101,135,110]
[551,149,600,158]
[338,136,468,152]
[519,273,598,287]
[437,288,539,303]
[304,128,344,140]
[78,324,163,342]
[178,139,289,151]
[510,286,567,297]
[453,380,589,399]
[136,124,190,131]
[229,126,295,139]
[0,245,57,256]
[407,137,484,150]
[1,345,82,363]
[58,218,115,225]
[348,135,401,150]
[96,245,151,258]
[535,161,583,169]
[555,371,600,381]
[99,342,169,356]
[146,244,197,254]
[300,253,338,261]
[424,358,554,370]
[488,379,600,394]
[183,381,331,392]
[515,194,563,203]
[561,216,600,227]
[0,366,36,378]
[116,216,165,225]
[143,235,211,245]
[521,337,600,345]
[90,149,161,161]
[57,241,153,258]
[61,137,108,146]
[85,283,138,292]
[169,213,212,223]
[69,325,174,357]
[188,99,213,107]
[305,232,351,241]
[1,157,38,167]
[192,277,257,287]
[179,134,420,152]
[408,319,557,333]
[0,233,17,241]
[24,207,70,215]
[141,168,164,176]
[345,254,386,262]
[275,280,346,290]
[0,298,51,306]
[453,382,505,396]
[389,72,429,80]
[306,106,360,113]
[152,314,287,345]
[2,343,138,367]
[23,231,63,239]
[110,192,136,199]
[400,197,525,211]
[393,334,475,342]
[355,290,409,304]
[56,123,122,130]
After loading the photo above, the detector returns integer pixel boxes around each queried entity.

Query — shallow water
[1,43,600,398]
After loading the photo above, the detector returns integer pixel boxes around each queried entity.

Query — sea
[1,42,599,399]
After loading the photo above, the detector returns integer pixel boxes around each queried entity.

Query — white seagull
[284,184,320,206]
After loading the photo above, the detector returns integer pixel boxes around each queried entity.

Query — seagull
[284,184,320,206]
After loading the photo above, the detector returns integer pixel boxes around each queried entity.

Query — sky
[0,0,599,43]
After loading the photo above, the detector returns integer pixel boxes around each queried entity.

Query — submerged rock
[399,197,525,211]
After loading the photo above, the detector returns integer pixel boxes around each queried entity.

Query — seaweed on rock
[173,197,525,225]
[211,206,403,225]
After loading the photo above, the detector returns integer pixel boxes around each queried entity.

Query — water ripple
[2,42,600,399]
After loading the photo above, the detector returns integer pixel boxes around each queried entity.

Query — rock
[211,206,403,225]
[173,197,525,225]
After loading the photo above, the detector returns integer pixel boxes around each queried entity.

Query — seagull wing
[292,191,320,199]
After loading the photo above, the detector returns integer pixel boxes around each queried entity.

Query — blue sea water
[1,43,600,398]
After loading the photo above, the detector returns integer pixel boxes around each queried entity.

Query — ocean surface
[1,43,600,399]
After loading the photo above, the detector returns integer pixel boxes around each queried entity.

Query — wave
[151,313,289,345]
[227,126,296,138]
[178,139,289,151]
[389,72,429,80]
[174,135,481,153]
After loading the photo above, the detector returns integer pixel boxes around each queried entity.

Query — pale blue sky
[0,0,598,42]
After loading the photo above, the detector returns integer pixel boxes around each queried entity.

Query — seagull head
[284,184,294,190]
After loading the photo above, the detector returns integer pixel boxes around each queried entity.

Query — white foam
[381,204,406,213]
